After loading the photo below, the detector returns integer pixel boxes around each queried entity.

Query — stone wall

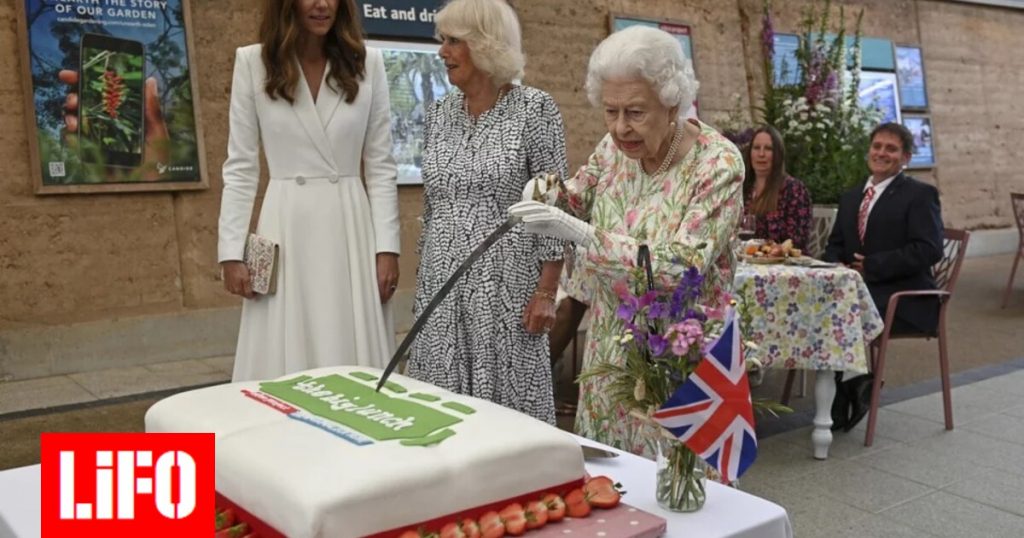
[0,0,1021,379]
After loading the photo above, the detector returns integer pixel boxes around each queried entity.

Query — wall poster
[370,39,451,185]
[16,0,207,194]
[858,70,901,125]
[903,115,935,168]
[895,45,929,110]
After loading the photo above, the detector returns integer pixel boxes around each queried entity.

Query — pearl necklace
[642,124,684,177]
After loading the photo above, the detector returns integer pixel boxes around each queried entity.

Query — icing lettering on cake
[243,373,473,446]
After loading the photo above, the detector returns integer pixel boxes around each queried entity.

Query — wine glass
[738,214,757,242]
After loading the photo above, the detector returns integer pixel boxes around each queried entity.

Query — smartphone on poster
[78,33,145,168]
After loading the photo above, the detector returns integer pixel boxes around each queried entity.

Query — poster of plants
[17,0,206,194]
[371,39,451,185]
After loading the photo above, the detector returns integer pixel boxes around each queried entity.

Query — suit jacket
[823,173,944,333]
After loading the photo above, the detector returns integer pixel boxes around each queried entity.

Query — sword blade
[376,217,520,391]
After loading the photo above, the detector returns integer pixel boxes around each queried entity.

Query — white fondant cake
[144,366,586,538]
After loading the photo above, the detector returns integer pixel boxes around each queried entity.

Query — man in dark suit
[823,122,944,431]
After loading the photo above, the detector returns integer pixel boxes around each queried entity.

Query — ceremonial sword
[375,216,521,391]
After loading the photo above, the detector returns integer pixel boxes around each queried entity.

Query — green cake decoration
[400,428,456,447]
[348,371,378,382]
[409,393,441,402]
[258,374,462,444]
[442,402,476,415]
[382,381,407,393]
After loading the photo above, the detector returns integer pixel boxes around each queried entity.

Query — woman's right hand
[221,261,255,298]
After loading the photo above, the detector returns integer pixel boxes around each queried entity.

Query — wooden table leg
[811,370,836,460]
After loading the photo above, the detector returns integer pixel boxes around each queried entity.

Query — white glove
[521,173,560,205]
[508,201,595,246]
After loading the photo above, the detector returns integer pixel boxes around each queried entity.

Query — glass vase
[655,437,708,512]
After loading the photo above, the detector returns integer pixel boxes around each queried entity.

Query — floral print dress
[748,175,813,250]
[563,120,745,458]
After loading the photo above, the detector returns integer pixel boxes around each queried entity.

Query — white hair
[585,25,699,115]
[436,0,524,86]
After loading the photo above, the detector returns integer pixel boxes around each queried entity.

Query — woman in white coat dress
[218,0,400,381]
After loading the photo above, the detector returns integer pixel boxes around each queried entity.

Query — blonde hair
[585,25,699,117]
[436,0,524,85]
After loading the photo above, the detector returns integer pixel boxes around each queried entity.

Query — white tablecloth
[574,436,792,538]
[0,438,791,538]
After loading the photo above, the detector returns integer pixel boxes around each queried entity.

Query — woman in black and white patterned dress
[408,0,567,424]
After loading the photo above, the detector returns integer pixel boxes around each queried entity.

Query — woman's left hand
[376,253,400,304]
[523,289,557,334]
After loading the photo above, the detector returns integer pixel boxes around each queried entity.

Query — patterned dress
[564,120,745,458]
[407,85,568,424]
[747,175,813,250]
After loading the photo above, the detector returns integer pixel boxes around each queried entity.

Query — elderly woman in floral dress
[510,26,744,458]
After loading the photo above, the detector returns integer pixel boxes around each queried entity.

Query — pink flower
[612,278,631,299]
[669,319,704,355]
[625,209,639,228]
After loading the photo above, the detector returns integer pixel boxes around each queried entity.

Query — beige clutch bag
[244,233,279,295]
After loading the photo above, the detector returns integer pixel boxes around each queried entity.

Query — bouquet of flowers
[580,261,788,511]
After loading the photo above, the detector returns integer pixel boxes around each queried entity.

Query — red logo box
[40,432,214,538]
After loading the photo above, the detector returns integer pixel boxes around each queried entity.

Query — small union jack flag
[652,309,757,483]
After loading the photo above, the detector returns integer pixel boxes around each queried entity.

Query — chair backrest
[933,228,970,293]
[808,206,838,259]
[1011,193,1024,241]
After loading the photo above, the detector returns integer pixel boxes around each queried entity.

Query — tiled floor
[741,368,1024,537]
[0,356,232,416]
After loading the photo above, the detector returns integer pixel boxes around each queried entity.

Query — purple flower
[648,334,668,356]
[616,301,637,322]
[761,6,775,63]
[648,301,670,319]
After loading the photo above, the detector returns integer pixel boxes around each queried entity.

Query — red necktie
[858,185,876,243]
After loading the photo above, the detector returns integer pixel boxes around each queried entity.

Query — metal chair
[1000,193,1024,308]
[863,228,970,446]
[807,206,838,260]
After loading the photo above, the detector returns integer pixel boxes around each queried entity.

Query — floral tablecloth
[734,262,883,373]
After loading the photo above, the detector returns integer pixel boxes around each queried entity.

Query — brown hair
[259,0,366,104]
[743,125,787,215]
[870,122,915,155]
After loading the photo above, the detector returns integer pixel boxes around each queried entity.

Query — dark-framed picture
[858,70,901,125]
[902,115,935,168]
[16,0,208,195]
[370,39,451,186]
[895,45,929,110]
[609,14,698,119]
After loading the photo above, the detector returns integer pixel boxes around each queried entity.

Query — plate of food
[740,239,802,264]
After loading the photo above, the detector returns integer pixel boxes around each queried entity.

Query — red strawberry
[215,508,236,531]
[564,488,591,518]
[524,500,548,529]
[460,518,482,538]
[478,511,505,538]
[440,522,466,538]
[398,530,436,538]
[541,493,566,522]
[583,476,624,509]
[499,503,527,536]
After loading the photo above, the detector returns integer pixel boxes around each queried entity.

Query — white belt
[271,174,358,185]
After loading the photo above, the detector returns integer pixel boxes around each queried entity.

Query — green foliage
[757,0,881,205]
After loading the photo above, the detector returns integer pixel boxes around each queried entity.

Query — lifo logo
[40,433,214,537]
